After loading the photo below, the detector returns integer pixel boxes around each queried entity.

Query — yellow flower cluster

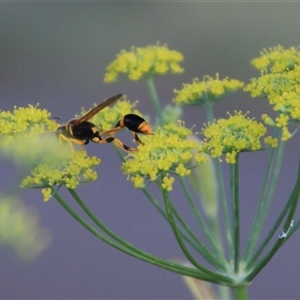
[173,74,244,105]
[245,65,300,140]
[0,196,51,261]
[21,150,100,201]
[200,112,277,164]
[82,96,143,131]
[122,122,201,191]
[251,45,300,73]
[245,69,298,98]
[104,44,184,82]
[0,104,57,138]
[0,105,62,164]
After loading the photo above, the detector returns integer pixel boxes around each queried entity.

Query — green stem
[243,131,285,262]
[245,184,295,271]
[290,123,300,137]
[145,76,164,125]
[142,187,224,267]
[231,155,240,273]
[141,188,211,258]
[204,101,233,258]
[231,285,249,300]
[178,176,229,268]
[154,181,227,271]
[204,101,214,124]
[245,224,289,283]
[207,215,224,254]
[169,201,227,271]
[216,158,234,259]
[245,155,300,281]
[52,188,227,283]
[162,188,233,285]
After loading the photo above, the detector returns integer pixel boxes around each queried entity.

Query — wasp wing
[73,93,122,125]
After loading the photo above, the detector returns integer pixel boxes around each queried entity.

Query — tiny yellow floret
[42,188,53,202]
[275,113,289,127]
[162,176,175,191]
[282,126,292,141]
[262,114,275,126]
[264,136,278,148]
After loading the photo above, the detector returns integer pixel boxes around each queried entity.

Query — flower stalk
[203,101,233,255]
[230,154,240,273]
[145,76,164,125]
[243,131,285,262]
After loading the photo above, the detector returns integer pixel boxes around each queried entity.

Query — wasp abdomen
[117,114,153,134]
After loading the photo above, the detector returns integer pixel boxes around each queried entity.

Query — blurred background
[0,2,300,299]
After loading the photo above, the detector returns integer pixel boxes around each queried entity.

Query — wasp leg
[58,134,75,152]
[132,132,144,145]
[98,126,143,149]
[100,127,144,145]
[100,114,153,137]
[58,133,87,152]
[112,137,138,152]
[91,134,137,152]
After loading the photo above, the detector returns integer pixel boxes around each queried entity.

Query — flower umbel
[104,44,184,82]
[0,104,57,137]
[245,66,300,99]
[21,150,100,201]
[122,122,201,190]
[200,111,277,163]
[0,105,62,165]
[173,74,244,105]
[245,65,300,140]
[251,45,300,73]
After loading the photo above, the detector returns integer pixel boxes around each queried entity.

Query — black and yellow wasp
[56,94,153,152]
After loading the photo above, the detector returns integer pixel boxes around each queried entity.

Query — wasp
[56,94,153,152]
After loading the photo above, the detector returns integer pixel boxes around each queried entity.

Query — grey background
[0,2,300,299]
